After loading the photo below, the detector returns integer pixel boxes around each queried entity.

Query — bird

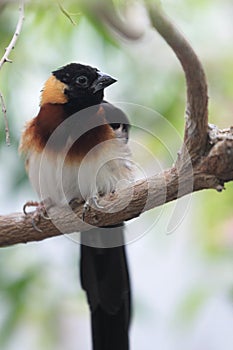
[19,63,133,350]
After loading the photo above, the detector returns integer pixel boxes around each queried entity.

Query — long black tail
[80,225,131,350]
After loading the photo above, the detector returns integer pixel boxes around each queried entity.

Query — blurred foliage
[1,0,233,349]
[195,182,233,256]
[0,264,41,347]
[175,287,209,324]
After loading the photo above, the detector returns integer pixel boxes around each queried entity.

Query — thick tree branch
[1,126,233,247]
[1,3,233,247]
[147,3,209,163]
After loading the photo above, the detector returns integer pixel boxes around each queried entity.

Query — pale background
[0,0,233,349]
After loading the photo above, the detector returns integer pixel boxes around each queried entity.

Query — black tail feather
[80,225,131,350]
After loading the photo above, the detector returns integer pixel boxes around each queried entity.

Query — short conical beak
[91,72,117,93]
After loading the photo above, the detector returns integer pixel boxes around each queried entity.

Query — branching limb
[147,3,209,163]
[0,1,25,145]
[0,124,233,247]
[0,1,25,70]
[0,3,233,247]
[84,1,208,160]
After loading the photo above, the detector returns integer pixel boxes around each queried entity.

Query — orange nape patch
[40,75,68,106]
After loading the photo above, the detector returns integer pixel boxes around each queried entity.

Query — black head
[52,63,117,113]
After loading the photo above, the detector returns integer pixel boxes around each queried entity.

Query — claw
[31,217,43,232]
[69,197,84,209]
[82,199,90,222]
[23,200,51,232]
[82,196,104,222]
[23,201,40,215]
[92,195,104,209]
[40,211,51,220]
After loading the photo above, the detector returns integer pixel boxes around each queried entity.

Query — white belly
[27,138,133,206]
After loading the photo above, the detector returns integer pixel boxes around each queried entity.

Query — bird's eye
[76,75,88,86]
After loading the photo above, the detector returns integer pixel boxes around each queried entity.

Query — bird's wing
[102,101,130,143]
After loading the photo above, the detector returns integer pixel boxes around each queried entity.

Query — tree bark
[1,3,233,247]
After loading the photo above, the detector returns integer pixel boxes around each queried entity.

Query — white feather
[27,137,133,206]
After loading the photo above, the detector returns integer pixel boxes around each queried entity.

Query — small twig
[0,92,10,146]
[0,1,25,70]
[0,1,25,145]
[58,2,77,25]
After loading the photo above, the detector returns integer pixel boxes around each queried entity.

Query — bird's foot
[69,197,88,222]
[82,195,104,222]
[23,200,51,232]
[69,197,84,209]
[69,195,104,222]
